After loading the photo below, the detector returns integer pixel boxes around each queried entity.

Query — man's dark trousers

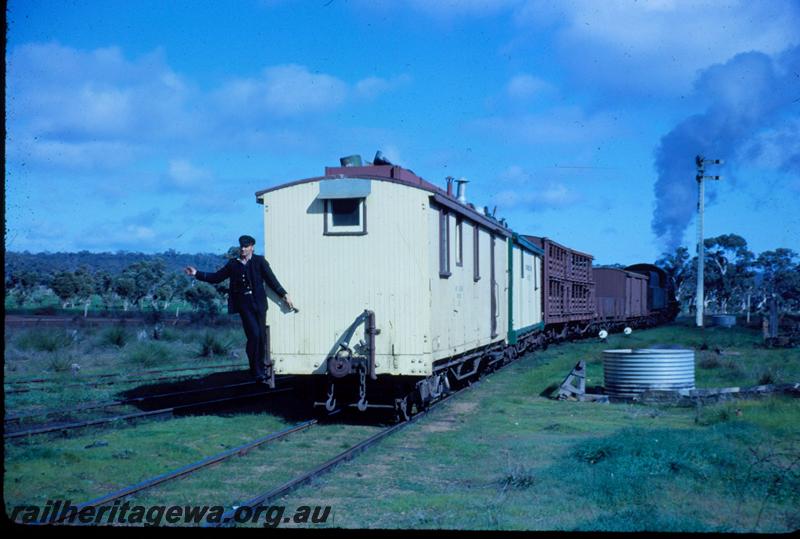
[238,295,268,379]
[194,255,285,380]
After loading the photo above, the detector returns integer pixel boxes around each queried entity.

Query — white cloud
[10,138,138,170]
[7,42,198,170]
[218,64,347,117]
[408,0,521,18]
[493,183,578,210]
[8,43,410,172]
[357,0,523,18]
[261,64,348,114]
[72,220,169,251]
[182,193,244,215]
[217,65,408,118]
[497,165,530,184]
[491,165,579,210]
[168,159,213,188]
[357,1,799,97]
[121,208,161,227]
[514,0,800,95]
[506,74,553,99]
[355,74,411,99]
[8,43,194,139]
[735,115,800,173]
[474,105,622,144]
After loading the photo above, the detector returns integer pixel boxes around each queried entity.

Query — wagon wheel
[394,396,412,422]
[506,347,518,363]
[414,387,430,413]
[429,374,444,400]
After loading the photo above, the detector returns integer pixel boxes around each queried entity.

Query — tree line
[5,236,799,318]
[5,250,226,277]
[656,234,800,316]
[4,248,243,318]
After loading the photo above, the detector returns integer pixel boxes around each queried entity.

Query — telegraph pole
[695,155,723,327]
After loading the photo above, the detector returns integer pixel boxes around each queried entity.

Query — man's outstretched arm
[184,263,231,284]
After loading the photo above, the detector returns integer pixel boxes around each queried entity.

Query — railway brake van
[257,159,543,419]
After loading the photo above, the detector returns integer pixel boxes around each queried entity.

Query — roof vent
[373,150,393,166]
[455,177,469,204]
[340,155,363,167]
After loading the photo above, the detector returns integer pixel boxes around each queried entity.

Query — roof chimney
[446,176,454,196]
[455,177,469,204]
[373,150,393,166]
[340,155,363,167]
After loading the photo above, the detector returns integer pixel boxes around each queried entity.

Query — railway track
[5,365,250,395]
[212,384,470,527]
[47,419,322,524]
[213,391,463,527]
[4,386,292,440]
[4,363,249,387]
[5,379,277,425]
[36,372,481,527]
[14,325,597,526]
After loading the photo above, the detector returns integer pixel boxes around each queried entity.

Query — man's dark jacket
[195,256,287,315]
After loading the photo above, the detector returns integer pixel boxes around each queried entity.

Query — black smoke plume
[652,46,800,249]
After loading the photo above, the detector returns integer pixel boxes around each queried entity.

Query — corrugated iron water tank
[603,348,695,399]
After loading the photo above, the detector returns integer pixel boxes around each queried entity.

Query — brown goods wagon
[523,236,596,325]
[593,267,648,321]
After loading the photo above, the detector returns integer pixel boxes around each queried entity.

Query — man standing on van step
[184,235,295,385]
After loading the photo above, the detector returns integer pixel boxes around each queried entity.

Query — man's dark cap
[238,235,256,247]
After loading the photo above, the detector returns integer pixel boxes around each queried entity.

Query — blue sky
[6,0,800,265]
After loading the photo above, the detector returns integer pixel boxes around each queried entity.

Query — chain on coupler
[356,365,368,411]
[325,383,337,411]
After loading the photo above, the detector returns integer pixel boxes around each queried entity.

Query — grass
[3,414,296,509]
[3,324,249,423]
[3,319,799,530]
[125,342,173,368]
[101,326,129,348]
[15,329,73,352]
[267,320,799,532]
[277,393,798,532]
[46,353,77,373]
[499,462,536,490]
[3,325,245,381]
[198,331,231,358]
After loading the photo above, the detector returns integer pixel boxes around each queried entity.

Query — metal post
[746,293,751,324]
[696,165,705,327]
[694,155,723,328]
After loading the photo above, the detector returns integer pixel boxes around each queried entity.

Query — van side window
[439,209,451,278]
[473,225,481,282]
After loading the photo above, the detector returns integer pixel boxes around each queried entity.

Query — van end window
[324,198,366,235]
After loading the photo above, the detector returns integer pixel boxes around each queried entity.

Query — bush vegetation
[198,331,231,357]
[124,342,172,368]
[16,329,72,352]
[101,326,129,348]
